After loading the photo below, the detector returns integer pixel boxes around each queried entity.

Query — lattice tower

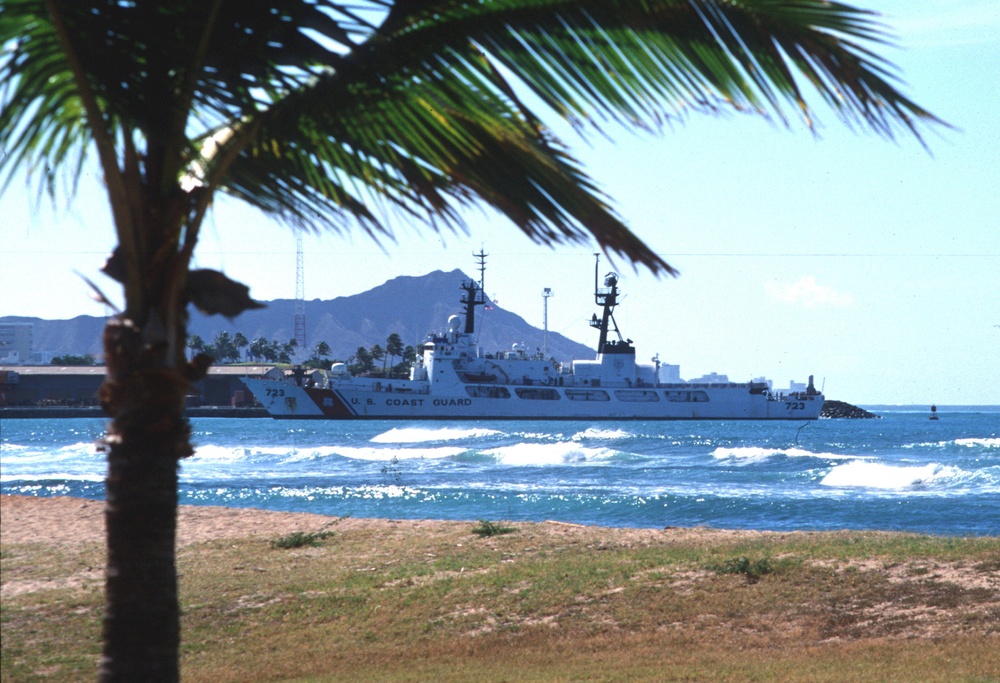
[294,232,306,353]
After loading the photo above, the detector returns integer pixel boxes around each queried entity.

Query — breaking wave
[712,446,858,464]
[903,437,1000,449]
[572,427,633,441]
[0,472,104,483]
[820,461,967,490]
[329,445,467,461]
[370,427,502,443]
[955,437,1000,448]
[482,442,616,466]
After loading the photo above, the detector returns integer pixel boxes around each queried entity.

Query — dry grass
[2,499,999,682]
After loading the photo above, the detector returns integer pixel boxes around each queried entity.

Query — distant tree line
[248,336,299,364]
[349,333,417,377]
[50,353,98,366]
[185,331,416,376]
[187,331,300,364]
[301,340,331,369]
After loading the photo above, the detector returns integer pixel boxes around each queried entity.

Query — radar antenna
[474,247,487,294]
[589,254,624,353]
[461,249,489,335]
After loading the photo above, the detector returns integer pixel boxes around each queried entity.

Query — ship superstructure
[241,255,823,420]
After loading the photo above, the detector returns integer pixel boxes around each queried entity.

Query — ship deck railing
[659,382,753,389]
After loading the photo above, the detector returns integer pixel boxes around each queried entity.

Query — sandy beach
[4,493,999,682]
[2,493,350,547]
[5,492,997,600]
[1,493,766,549]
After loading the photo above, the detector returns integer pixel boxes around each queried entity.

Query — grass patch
[711,555,774,582]
[270,530,336,549]
[3,520,998,682]
[470,519,517,538]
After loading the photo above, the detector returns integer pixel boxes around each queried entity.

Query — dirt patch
[1,495,764,549]
[1,494,348,547]
[4,494,999,643]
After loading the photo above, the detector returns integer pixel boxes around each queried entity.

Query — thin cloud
[765,276,854,308]
[887,2,1000,48]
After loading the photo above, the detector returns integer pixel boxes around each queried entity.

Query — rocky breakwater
[821,400,880,419]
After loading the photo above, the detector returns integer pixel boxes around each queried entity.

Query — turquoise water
[2,408,998,536]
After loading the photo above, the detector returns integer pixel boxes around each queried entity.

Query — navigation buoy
[930,404,939,421]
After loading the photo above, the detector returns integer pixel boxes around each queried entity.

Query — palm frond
[370,0,941,139]
[204,0,942,274]
[0,2,90,197]
[1,0,944,278]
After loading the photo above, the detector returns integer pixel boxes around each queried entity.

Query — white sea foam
[0,472,104,483]
[955,437,1000,448]
[190,444,311,463]
[0,443,30,451]
[712,446,857,463]
[371,427,502,443]
[1,442,101,466]
[191,444,250,463]
[328,446,466,461]
[190,443,467,464]
[572,427,632,441]
[482,442,614,466]
[280,447,338,463]
[261,484,423,501]
[56,441,101,455]
[905,437,1000,449]
[820,461,965,490]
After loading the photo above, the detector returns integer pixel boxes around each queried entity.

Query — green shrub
[471,519,516,538]
[271,530,336,549]
[712,556,773,582]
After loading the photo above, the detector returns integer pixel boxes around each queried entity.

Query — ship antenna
[589,253,623,354]
[462,248,489,336]
[474,247,488,295]
[593,253,600,305]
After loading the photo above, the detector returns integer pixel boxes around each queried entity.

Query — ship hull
[240,256,825,421]
[241,378,823,420]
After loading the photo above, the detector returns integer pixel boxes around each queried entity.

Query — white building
[657,363,682,383]
[0,323,33,365]
[785,380,808,394]
[687,371,730,384]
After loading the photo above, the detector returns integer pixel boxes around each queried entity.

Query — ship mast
[461,249,488,334]
[590,253,624,353]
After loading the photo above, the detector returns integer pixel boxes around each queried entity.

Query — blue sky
[2,1,998,405]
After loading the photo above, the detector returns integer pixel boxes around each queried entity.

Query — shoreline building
[0,323,33,365]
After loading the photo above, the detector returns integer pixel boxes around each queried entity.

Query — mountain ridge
[2,269,596,363]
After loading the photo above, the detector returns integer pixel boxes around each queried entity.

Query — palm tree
[306,340,333,368]
[0,0,939,679]
[248,336,270,363]
[314,340,332,360]
[279,338,298,364]
[386,333,405,374]
[371,343,386,373]
[233,332,249,362]
[211,330,238,363]
[186,334,206,361]
[352,346,376,375]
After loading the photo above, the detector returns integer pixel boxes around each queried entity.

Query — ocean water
[2,408,998,536]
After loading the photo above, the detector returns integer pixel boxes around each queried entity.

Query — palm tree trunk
[98,314,191,681]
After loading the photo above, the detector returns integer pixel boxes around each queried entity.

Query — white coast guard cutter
[241,256,823,420]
